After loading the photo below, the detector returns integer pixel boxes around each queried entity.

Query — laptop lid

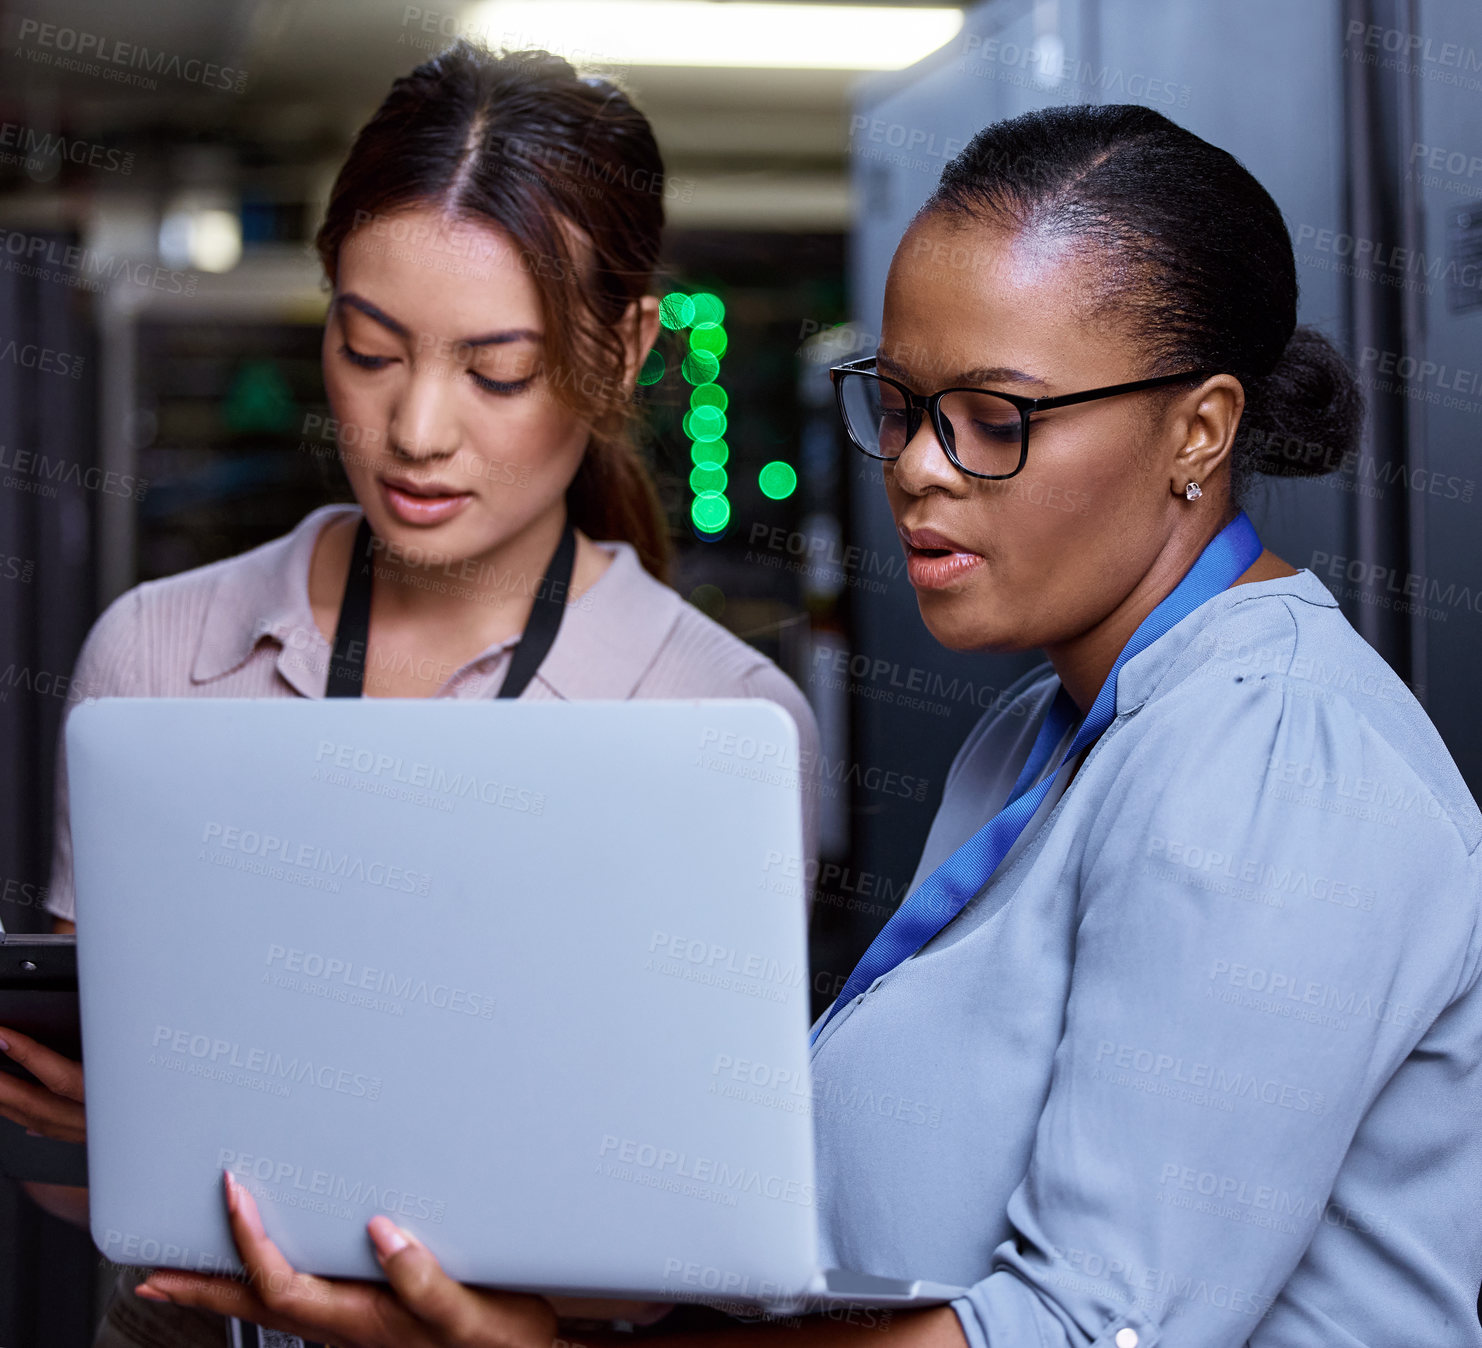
[67,697,818,1300]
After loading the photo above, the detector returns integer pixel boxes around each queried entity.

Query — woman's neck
[1042,529,1297,716]
[307,505,612,679]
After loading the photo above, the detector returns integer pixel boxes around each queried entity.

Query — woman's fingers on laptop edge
[370,1215,559,1348]
[139,1171,472,1347]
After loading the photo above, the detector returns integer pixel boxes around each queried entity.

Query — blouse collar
[191,504,682,699]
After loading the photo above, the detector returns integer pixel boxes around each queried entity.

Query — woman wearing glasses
[115,105,1482,1347]
[0,42,820,1348]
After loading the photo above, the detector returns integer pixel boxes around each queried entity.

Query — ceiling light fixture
[460,1,965,71]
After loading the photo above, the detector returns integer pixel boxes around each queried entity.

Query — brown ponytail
[314,40,673,581]
[567,433,671,582]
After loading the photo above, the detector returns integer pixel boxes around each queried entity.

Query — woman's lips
[380,479,473,526]
[899,526,985,590]
[905,547,986,590]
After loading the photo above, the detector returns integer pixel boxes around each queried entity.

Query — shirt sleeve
[44,589,144,925]
[948,669,1481,1348]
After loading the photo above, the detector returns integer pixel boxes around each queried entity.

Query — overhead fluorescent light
[460,1,964,70]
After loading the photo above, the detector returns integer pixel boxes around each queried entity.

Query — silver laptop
[67,697,966,1313]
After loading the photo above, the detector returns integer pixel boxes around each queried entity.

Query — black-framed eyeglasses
[829,356,1214,480]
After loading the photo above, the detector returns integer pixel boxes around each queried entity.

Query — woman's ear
[1170,374,1245,496]
[620,295,662,391]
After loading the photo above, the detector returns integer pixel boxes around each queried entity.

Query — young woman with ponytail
[0,42,819,1348]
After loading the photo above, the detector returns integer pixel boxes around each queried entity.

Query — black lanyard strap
[325,515,375,698]
[324,514,577,699]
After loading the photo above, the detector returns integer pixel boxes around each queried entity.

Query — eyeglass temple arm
[829,362,1212,414]
[1024,370,1213,412]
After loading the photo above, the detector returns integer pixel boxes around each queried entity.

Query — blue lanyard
[810,510,1264,1046]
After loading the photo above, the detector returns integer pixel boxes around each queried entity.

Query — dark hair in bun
[922,103,1364,505]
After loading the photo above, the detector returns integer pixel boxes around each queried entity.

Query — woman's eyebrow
[335,292,540,347]
[876,351,1045,388]
[336,292,408,336]
[956,364,1046,388]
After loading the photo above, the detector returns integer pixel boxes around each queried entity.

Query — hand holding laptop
[136,1169,630,1348]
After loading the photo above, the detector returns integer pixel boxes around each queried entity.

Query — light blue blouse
[808,568,1482,1348]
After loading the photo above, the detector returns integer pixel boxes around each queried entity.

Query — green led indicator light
[689,323,728,358]
[637,349,665,385]
[758,461,798,500]
[687,405,727,442]
[675,291,730,535]
[690,382,728,412]
[691,491,731,533]
[689,291,725,326]
[659,292,696,329]
[689,461,728,494]
[682,408,725,441]
[682,349,721,384]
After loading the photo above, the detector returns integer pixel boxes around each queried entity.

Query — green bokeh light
[691,491,731,533]
[689,323,729,358]
[690,382,728,412]
[223,360,297,434]
[637,349,665,385]
[758,460,798,500]
[687,405,727,442]
[681,408,721,441]
[681,349,721,384]
[691,438,728,467]
[689,292,725,326]
[689,461,728,494]
[659,292,696,329]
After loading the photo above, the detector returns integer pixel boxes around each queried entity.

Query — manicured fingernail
[135,1283,171,1302]
[368,1214,409,1260]
[0,1036,10,1052]
[223,1168,237,1213]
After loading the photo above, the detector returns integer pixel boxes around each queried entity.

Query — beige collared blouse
[45,504,821,923]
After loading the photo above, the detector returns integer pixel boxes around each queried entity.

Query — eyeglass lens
[840,374,1024,477]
